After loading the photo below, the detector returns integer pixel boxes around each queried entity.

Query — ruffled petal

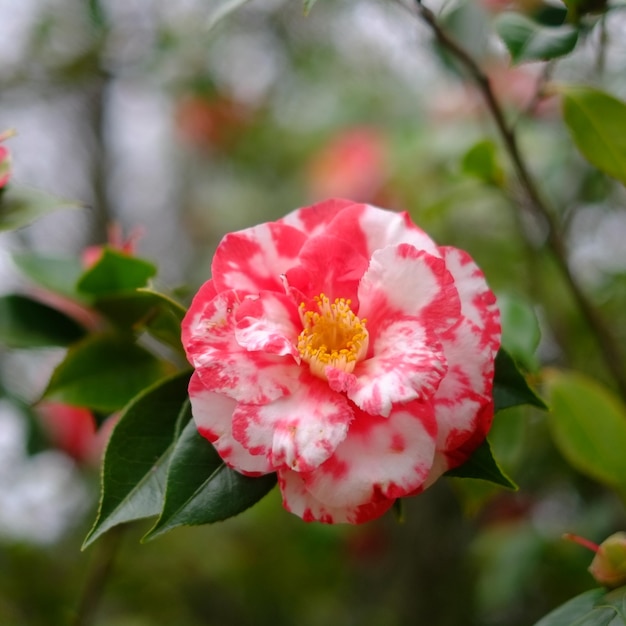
[358,244,461,334]
[279,198,356,237]
[324,203,440,259]
[189,372,272,475]
[183,289,300,404]
[302,401,437,509]
[278,469,395,524]
[212,221,307,294]
[234,290,301,358]
[330,318,446,416]
[231,376,353,472]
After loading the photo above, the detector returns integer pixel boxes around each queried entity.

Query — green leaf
[0,294,86,348]
[76,248,156,296]
[495,12,579,64]
[533,586,626,626]
[93,288,186,350]
[545,370,626,494]
[83,372,192,549]
[560,85,626,187]
[144,419,277,541]
[43,333,172,413]
[445,438,517,489]
[303,0,319,15]
[12,253,86,299]
[207,0,251,30]
[461,140,504,186]
[493,349,547,412]
[499,294,541,372]
[0,186,82,231]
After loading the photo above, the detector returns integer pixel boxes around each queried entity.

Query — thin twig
[72,526,124,626]
[412,0,626,400]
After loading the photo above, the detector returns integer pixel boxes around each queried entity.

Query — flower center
[297,294,369,379]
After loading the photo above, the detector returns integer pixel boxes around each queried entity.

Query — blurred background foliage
[1,0,626,624]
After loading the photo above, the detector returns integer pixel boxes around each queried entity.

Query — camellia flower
[182,199,501,523]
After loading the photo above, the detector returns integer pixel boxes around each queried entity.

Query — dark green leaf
[144,419,277,541]
[43,333,172,413]
[93,288,186,350]
[545,370,626,494]
[0,186,82,231]
[83,372,192,549]
[76,248,156,296]
[493,349,547,412]
[0,294,86,348]
[533,586,626,626]
[12,253,86,299]
[560,85,626,187]
[495,12,579,64]
[445,438,517,489]
[461,139,504,186]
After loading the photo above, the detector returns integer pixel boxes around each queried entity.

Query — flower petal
[302,402,437,509]
[278,469,395,524]
[324,203,440,259]
[189,372,272,475]
[279,198,356,237]
[231,376,353,472]
[329,318,446,416]
[234,290,301,358]
[358,244,461,334]
[212,221,307,294]
[183,289,300,404]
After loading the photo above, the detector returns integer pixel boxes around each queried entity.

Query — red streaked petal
[339,318,446,416]
[279,198,356,237]
[212,221,306,294]
[278,469,395,524]
[188,372,272,475]
[302,401,437,510]
[232,376,353,472]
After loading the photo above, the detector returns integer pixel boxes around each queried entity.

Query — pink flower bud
[564,532,626,589]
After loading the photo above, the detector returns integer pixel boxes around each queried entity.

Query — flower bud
[564,532,626,589]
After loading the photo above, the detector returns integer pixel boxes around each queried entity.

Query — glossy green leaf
[83,372,192,548]
[534,585,626,626]
[560,85,626,186]
[545,370,626,493]
[93,288,186,350]
[499,294,541,372]
[495,12,579,64]
[144,419,277,541]
[43,333,171,413]
[461,140,504,186]
[12,253,86,299]
[0,186,82,231]
[562,0,608,22]
[493,349,547,412]
[76,248,156,296]
[445,438,517,489]
[0,294,86,348]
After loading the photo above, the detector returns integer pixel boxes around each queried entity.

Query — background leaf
[560,85,626,187]
[495,12,579,64]
[12,253,85,298]
[461,139,504,186]
[0,294,86,348]
[207,0,251,31]
[43,333,172,413]
[0,186,82,231]
[83,372,192,548]
[499,294,541,372]
[534,586,626,626]
[144,419,277,541]
[545,370,626,495]
[493,349,547,412]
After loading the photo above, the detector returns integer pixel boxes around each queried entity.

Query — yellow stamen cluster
[297,294,369,379]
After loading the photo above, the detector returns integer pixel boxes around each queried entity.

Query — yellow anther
[297,294,369,380]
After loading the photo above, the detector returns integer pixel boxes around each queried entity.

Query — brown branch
[413,0,626,400]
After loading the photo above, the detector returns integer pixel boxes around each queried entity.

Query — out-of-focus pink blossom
[306,128,389,204]
[182,199,501,523]
[82,223,143,268]
[36,402,117,466]
[0,129,14,189]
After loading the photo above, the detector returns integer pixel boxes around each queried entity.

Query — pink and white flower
[182,199,501,523]
[0,129,14,189]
